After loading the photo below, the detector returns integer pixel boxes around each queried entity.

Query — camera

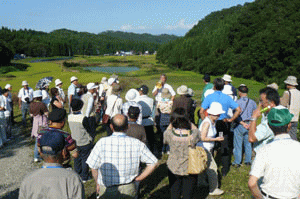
[25,97,30,103]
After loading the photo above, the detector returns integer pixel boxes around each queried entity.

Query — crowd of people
[1,73,300,199]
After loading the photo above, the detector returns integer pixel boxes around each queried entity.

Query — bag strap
[240,98,250,116]
[288,90,291,107]
[109,97,118,116]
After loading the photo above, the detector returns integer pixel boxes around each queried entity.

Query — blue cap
[39,131,66,155]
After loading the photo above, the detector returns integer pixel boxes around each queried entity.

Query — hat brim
[88,85,98,90]
[222,78,232,82]
[207,109,225,115]
[284,80,298,86]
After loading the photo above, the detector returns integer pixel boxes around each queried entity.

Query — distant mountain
[99,30,179,44]
[0,27,178,57]
[157,0,300,85]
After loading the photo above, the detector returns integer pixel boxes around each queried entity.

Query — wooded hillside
[156,0,300,86]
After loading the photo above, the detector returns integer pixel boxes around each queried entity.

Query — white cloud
[120,24,151,31]
[165,19,197,30]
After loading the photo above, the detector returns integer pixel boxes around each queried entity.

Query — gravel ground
[0,127,39,199]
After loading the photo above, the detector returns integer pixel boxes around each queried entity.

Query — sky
[0,0,255,36]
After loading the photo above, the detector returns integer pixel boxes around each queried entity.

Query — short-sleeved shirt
[126,122,147,144]
[86,132,157,187]
[201,91,239,120]
[68,83,80,100]
[253,114,274,153]
[152,83,176,102]
[164,128,201,176]
[250,134,300,198]
[236,96,257,121]
[122,101,143,125]
[18,87,34,103]
[137,95,155,126]
[19,163,84,199]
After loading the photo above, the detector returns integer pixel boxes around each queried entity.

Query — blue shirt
[236,97,257,121]
[68,83,79,100]
[201,91,239,120]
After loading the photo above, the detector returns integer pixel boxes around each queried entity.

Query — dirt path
[0,127,39,199]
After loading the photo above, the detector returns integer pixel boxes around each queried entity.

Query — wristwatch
[250,117,257,121]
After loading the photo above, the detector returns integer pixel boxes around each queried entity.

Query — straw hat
[177,85,188,95]
[284,76,298,86]
[267,83,279,90]
[207,102,225,115]
[187,88,194,97]
[222,74,232,82]
[125,89,139,101]
[161,88,171,99]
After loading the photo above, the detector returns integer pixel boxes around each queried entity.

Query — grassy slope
[2,55,285,198]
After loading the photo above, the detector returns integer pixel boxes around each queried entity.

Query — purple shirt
[236,97,257,121]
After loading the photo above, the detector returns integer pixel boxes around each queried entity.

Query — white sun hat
[125,89,139,101]
[177,85,188,95]
[101,77,108,84]
[87,83,98,90]
[5,84,11,89]
[284,76,298,86]
[22,80,29,86]
[222,85,233,95]
[33,90,42,98]
[207,102,225,115]
[222,74,232,82]
[70,76,78,82]
[55,79,63,86]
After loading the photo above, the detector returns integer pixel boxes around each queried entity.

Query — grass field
[1,55,286,198]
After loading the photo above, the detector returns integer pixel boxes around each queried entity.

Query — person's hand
[96,183,100,193]
[215,137,224,142]
[242,122,250,129]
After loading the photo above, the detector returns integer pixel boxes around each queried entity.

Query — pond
[84,66,140,73]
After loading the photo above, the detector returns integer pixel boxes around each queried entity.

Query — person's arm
[280,91,289,107]
[248,175,263,199]
[135,162,159,182]
[248,105,262,143]
[171,95,175,101]
[225,106,241,122]
[53,100,63,109]
[199,107,206,120]
[85,97,94,117]
[91,168,100,193]
[200,122,224,142]
[152,86,158,97]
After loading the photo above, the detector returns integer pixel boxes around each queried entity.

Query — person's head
[48,109,67,129]
[138,85,149,95]
[108,78,119,86]
[203,73,210,83]
[213,78,225,91]
[2,89,9,97]
[170,108,191,130]
[22,80,29,89]
[125,89,139,102]
[55,79,63,88]
[86,82,98,94]
[101,77,108,84]
[268,106,293,135]
[177,85,188,96]
[5,84,12,91]
[238,84,248,97]
[284,76,298,89]
[50,87,59,98]
[160,74,167,84]
[70,76,79,86]
[39,131,67,163]
[128,106,140,121]
[207,102,225,122]
[222,74,232,85]
[70,99,84,112]
[110,114,128,132]
[33,90,43,101]
[267,83,279,91]
[259,87,280,111]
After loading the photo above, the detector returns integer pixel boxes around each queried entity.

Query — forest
[0,28,178,65]
[156,0,300,86]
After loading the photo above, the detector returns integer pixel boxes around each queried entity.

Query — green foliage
[0,40,14,65]
[157,0,300,85]
[0,27,178,58]
[63,61,80,68]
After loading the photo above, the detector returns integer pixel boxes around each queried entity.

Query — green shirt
[201,83,214,102]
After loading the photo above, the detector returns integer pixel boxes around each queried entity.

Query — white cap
[70,76,78,82]
[125,89,139,101]
[22,80,29,86]
[87,83,98,90]
[222,85,233,95]
[55,79,63,86]
[207,102,225,115]
[222,74,232,82]
[108,78,119,86]
[33,90,42,98]
[5,84,11,89]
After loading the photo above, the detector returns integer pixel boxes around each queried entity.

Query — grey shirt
[68,113,93,146]
[19,163,84,199]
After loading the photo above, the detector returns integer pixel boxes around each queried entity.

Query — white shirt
[152,83,176,102]
[42,90,50,108]
[198,117,217,151]
[82,92,94,117]
[137,95,154,126]
[105,94,123,117]
[250,134,300,198]
[56,86,65,105]
[18,87,34,103]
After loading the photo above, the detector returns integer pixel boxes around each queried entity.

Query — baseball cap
[268,106,294,127]
[39,131,66,155]
[138,85,149,94]
[48,109,67,123]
